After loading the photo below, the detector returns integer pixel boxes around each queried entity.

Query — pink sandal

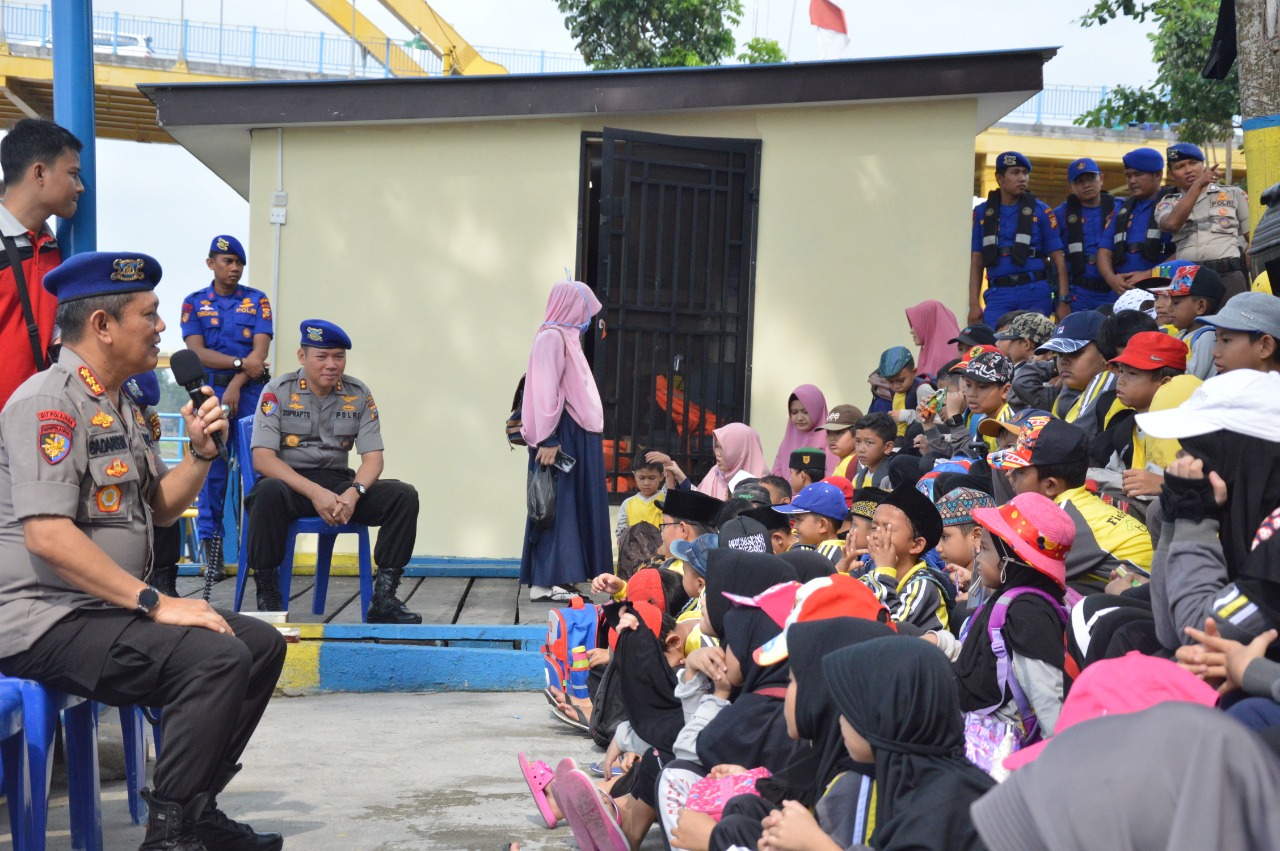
[553,759,629,851]
[518,752,559,828]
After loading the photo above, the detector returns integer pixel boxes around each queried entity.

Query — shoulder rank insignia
[78,366,105,396]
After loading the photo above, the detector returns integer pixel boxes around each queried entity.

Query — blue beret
[123,371,161,408]
[1067,158,1101,182]
[43,251,162,302]
[209,234,245,263]
[876,346,914,378]
[995,151,1031,173]
[300,319,351,349]
[1122,148,1165,173]
[1167,143,1205,164]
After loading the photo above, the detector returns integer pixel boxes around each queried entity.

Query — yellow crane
[305,0,507,76]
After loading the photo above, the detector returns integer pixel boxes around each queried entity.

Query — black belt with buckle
[1071,274,1112,293]
[989,269,1049,288]
[210,371,271,387]
[997,246,1041,259]
[1197,257,1244,274]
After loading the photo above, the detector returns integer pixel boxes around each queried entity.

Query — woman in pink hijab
[519,281,612,603]
[649,423,768,500]
[905,300,961,381]
[769,384,837,477]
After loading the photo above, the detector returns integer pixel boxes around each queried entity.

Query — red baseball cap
[1108,331,1188,372]
[950,344,1001,373]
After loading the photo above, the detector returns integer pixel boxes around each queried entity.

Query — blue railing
[156,412,189,464]
[1006,85,1111,125]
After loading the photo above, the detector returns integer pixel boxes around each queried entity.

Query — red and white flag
[810,0,849,59]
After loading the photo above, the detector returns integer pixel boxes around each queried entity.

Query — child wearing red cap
[926,492,1074,779]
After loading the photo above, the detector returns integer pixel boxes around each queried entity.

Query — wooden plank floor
[176,574,597,625]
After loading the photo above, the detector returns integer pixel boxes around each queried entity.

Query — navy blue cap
[1167,143,1205,164]
[995,151,1032,172]
[1067,158,1101,182]
[1036,310,1107,355]
[1122,148,1165,173]
[299,319,352,349]
[772,482,848,522]
[209,235,245,263]
[123,371,160,408]
[43,251,162,302]
[948,324,997,347]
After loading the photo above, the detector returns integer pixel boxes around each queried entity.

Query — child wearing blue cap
[773,482,847,562]
[1098,147,1175,290]
[874,346,933,437]
[1155,143,1251,302]
[1054,157,1119,312]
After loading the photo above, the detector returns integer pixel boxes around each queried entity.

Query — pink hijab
[520,281,605,447]
[769,384,837,477]
[905,300,961,380]
[698,422,768,499]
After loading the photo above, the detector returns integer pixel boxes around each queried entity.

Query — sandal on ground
[542,685,564,708]
[553,760,629,851]
[530,585,576,603]
[518,752,559,828]
[550,702,591,733]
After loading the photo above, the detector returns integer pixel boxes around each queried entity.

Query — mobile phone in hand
[553,450,577,473]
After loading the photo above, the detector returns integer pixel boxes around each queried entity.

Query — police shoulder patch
[260,393,278,416]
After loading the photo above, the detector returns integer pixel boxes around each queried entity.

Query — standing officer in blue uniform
[179,235,273,583]
[1098,147,1175,294]
[969,151,1068,327]
[1054,157,1118,312]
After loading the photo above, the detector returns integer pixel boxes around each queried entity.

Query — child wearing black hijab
[927,492,1073,779]
[817,637,994,851]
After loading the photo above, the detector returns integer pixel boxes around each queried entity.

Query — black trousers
[710,794,773,851]
[0,609,285,804]
[245,469,419,577]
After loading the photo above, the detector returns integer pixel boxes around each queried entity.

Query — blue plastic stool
[231,417,375,619]
[0,679,30,848]
[20,681,102,851]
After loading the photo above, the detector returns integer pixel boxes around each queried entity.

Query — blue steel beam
[51,0,97,254]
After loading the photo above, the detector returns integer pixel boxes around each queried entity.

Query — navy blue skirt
[519,416,612,588]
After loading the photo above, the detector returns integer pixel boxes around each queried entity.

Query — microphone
[170,348,230,463]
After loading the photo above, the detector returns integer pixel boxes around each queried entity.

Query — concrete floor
[2,690,665,851]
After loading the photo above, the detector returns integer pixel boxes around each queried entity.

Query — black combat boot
[194,763,284,851]
[139,789,209,851]
[153,563,179,597]
[203,536,227,582]
[253,567,284,612]
[366,568,422,624]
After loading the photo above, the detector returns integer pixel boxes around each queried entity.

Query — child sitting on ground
[787,448,827,495]
[850,413,897,489]
[837,488,888,576]
[758,475,792,505]
[935,487,997,612]
[773,482,847,563]
[922,351,1013,458]
[818,404,864,479]
[1150,260,1225,380]
[925,492,1073,780]
[860,484,952,631]
[995,313,1056,413]
[615,456,666,542]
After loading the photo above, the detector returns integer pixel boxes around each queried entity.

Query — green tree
[737,37,786,65]
[555,0,743,70]
[1075,0,1238,148]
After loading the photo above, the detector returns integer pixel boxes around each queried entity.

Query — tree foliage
[555,0,744,70]
[737,37,786,64]
[1075,0,1239,146]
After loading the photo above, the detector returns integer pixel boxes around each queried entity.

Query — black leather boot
[139,789,209,850]
[194,763,284,851]
[153,563,179,597]
[366,568,422,624]
[254,567,284,612]
[203,536,227,582]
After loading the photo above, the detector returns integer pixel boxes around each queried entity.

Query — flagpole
[786,0,797,56]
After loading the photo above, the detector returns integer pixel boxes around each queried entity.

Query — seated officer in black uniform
[246,320,421,624]
[0,252,286,851]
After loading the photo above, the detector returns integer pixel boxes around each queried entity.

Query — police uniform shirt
[252,369,382,471]
[0,347,167,658]
[1053,200,1109,285]
[178,284,274,378]
[971,198,1064,279]
[1153,185,1251,262]
[1101,196,1174,275]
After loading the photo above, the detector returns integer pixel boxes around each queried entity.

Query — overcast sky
[72,0,1158,350]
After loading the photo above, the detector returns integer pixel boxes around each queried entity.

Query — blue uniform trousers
[196,381,263,542]
[1069,283,1119,312]
[982,279,1053,327]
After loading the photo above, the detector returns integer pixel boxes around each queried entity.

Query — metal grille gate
[584,128,761,500]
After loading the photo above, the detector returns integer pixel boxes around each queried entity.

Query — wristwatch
[135,585,161,615]
[352,482,367,496]
[232,358,243,370]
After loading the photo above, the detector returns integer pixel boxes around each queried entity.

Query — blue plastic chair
[120,705,162,825]
[232,417,374,620]
[18,680,102,851]
[0,679,30,848]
